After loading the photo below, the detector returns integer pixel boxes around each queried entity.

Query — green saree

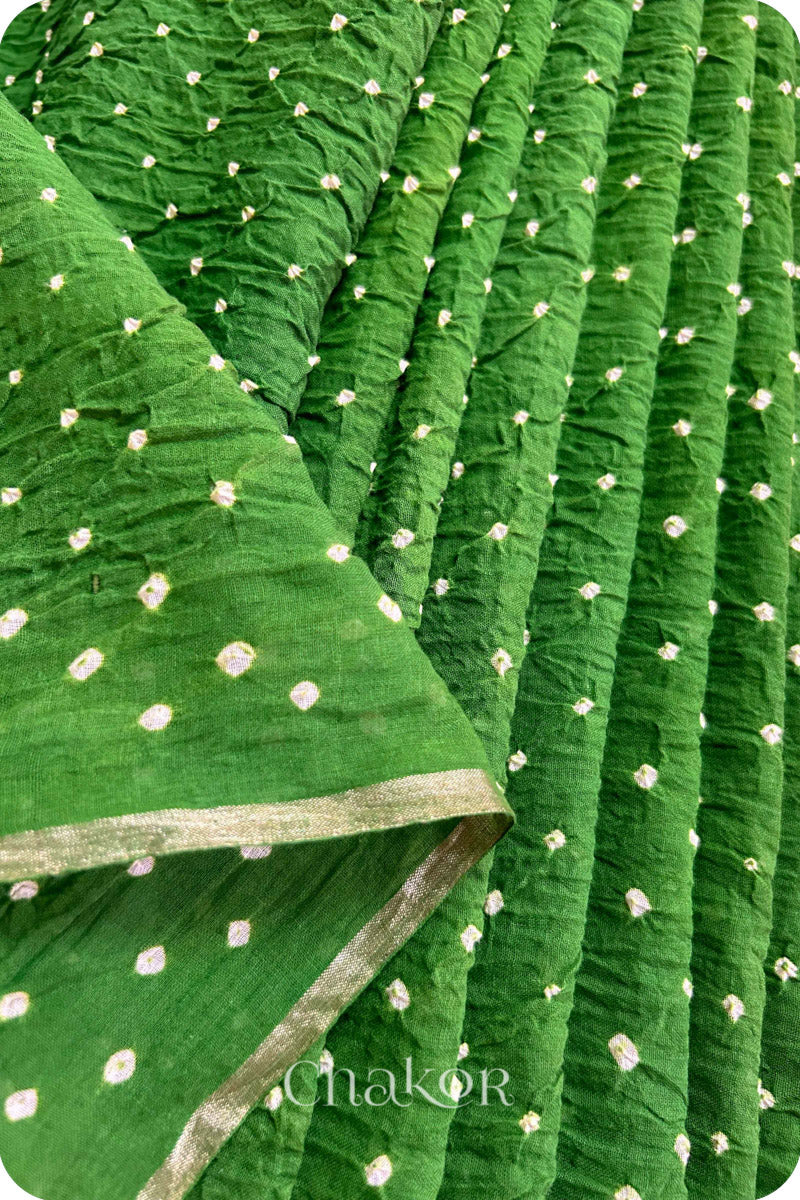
[0,0,799,1197]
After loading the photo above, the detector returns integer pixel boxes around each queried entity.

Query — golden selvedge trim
[0,767,505,879]
[136,811,507,1200]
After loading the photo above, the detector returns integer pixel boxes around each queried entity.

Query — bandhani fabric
[0,0,799,1198]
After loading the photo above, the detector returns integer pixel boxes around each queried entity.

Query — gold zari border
[0,767,505,879]
[136,810,507,1200]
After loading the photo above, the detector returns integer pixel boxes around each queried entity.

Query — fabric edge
[0,768,508,880]
[135,810,508,1200]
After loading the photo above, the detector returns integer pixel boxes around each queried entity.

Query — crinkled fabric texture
[1,2,800,1200]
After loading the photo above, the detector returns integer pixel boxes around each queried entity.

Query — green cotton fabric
[1,2,800,1200]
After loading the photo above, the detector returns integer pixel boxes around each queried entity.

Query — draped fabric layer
[0,1,799,1199]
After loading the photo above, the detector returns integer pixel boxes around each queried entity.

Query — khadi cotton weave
[0,0,799,1198]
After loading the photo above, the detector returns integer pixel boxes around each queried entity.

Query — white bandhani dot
[156,22,169,35]
[608,1033,639,1071]
[605,366,623,383]
[138,704,172,732]
[534,129,546,143]
[491,648,512,677]
[513,410,529,425]
[104,1049,136,1084]
[128,857,154,877]
[484,889,504,915]
[287,263,304,280]
[216,642,256,678]
[689,828,700,848]
[461,924,482,952]
[123,427,148,453]
[294,102,309,116]
[68,527,91,551]
[597,473,616,490]
[754,602,775,622]
[135,945,166,974]
[242,205,256,223]
[658,642,680,661]
[673,419,692,437]
[227,920,251,948]
[0,992,29,1020]
[457,1042,469,1060]
[525,219,540,238]
[573,697,594,715]
[749,388,772,410]
[68,647,104,681]
[412,424,431,440]
[290,681,320,710]
[533,300,550,319]
[683,977,694,997]
[451,461,465,479]
[452,6,466,20]
[584,68,600,84]
[321,173,341,190]
[580,581,601,600]
[613,266,631,282]
[265,1086,283,1110]
[634,764,658,790]
[4,1089,37,1121]
[138,573,169,609]
[336,388,356,406]
[378,594,402,622]
[614,1190,641,1200]
[1,487,21,505]
[775,956,798,981]
[1,608,28,639]
[582,176,598,194]
[625,888,651,917]
[663,515,687,538]
[8,369,22,385]
[712,1132,729,1155]
[391,528,414,550]
[467,127,481,142]
[544,984,561,1000]
[736,95,752,111]
[327,544,349,563]
[519,1111,541,1134]
[434,578,450,597]
[186,71,201,85]
[120,236,135,252]
[9,880,37,901]
[759,1081,775,1110]
[744,857,759,872]
[723,994,744,1022]
[123,317,142,335]
[544,829,565,852]
[788,645,800,667]
[632,81,648,98]
[709,600,719,616]
[751,482,772,501]
[508,749,527,772]
[211,481,236,508]
[240,845,272,859]
[438,309,452,327]
[48,272,65,292]
[142,155,156,169]
[386,979,410,1010]
[365,1156,392,1187]
[760,724,783,745]
[488,522,508,541]
[165,203,178,219]
[40,187,57,202]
